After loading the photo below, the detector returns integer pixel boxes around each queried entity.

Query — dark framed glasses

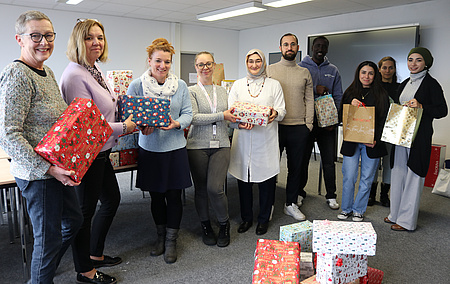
[196,62,214,69]
[20,32,56,43]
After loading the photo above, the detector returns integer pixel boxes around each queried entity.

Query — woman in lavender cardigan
[60,19,135,284]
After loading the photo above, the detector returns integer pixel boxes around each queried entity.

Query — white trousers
[388,146,425,230]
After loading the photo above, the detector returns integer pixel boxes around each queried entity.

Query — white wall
[0,4,239,83]
[239,0,450,158]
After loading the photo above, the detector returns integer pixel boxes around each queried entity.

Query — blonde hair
[194,51,215,64]
[66,19,109,66]
[146,38,175,60]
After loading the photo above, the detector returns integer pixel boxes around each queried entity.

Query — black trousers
[300,125,338,199]
[72,150,121,273]
[278,124,310,204]
[237,176,276,224]
[150,189,183,229]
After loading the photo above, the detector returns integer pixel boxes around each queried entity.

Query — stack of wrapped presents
[252,220,382,284]
[109,131,139,168]
[34,98,113,182]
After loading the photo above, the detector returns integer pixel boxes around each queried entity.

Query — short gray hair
[15,10,53,34]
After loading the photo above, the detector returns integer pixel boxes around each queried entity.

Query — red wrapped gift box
[119,149,138,166]
[424,144,446,188]
[253,239,300,284]
[34,98,113,182]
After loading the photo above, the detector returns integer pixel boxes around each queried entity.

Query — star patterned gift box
[231,101,271,126]
[34,98,113,183]
[118,95,170,127]
[280,220,313,252]
[106,70,133,97]
[252,239,300,284]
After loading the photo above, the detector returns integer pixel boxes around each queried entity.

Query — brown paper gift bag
[342,104,375,144]
[212,63,225,86]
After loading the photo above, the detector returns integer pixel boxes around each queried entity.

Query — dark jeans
[150,189,183,229]
[16,177,83,283]
[188,148,230,223]
[300,125,337,199]
[72,151,121,273]
[278,124,310,204]
[237,176,276,224]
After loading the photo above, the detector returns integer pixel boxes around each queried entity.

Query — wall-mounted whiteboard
[307,24,420,90]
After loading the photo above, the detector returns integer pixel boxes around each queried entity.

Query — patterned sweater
[0,61,67,180]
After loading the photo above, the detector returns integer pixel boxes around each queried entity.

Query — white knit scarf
[140,69,178,98]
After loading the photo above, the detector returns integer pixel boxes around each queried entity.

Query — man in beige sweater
[267,33,314,221]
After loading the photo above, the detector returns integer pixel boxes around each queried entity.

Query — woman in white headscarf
[228,49,286,235]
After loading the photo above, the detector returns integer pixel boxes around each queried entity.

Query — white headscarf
[246,49,267,80]
[140,68,178,98]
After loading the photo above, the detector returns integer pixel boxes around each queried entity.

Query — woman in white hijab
[228,49,286,235]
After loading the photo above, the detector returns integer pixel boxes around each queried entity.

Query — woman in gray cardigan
[187,51,237,247]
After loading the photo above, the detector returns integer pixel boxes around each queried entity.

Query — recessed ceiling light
[197,1,266,22]
[263,0,312,8]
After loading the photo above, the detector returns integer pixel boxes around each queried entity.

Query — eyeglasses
[20,32,56,43]
[196,62,214,69]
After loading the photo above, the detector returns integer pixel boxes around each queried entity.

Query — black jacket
[391,72,447,177]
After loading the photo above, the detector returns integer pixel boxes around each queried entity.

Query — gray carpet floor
[1,155,449,283]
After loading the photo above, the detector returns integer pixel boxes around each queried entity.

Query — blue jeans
[16,177,83,284]
[341,144,379,215]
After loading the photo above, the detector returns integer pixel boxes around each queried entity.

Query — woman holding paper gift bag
[387,47,447,231]
[228,49,286,235]
[0,11,83,283]
[127,38,193,263]
[338,61,389,222]
[187,51,238,247]
[61,19,136,283]
[368,57,401,207]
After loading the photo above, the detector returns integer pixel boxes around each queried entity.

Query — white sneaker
[352,213,364,222]
[284,203,306,221]
[326,199,340,210]
[297,196,304,207]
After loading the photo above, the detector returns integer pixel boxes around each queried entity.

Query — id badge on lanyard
[198,82,220,148]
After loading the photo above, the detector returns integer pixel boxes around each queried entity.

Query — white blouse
[228,76,286,183]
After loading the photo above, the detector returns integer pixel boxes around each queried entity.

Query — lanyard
[198,81,218,139]
[198,81,217,114]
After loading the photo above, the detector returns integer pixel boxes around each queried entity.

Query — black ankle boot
[380,183,390,207]
[217,220,230,247]
[201,220,217,246]
[368,182,378,206]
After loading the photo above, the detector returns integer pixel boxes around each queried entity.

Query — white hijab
[246,49,267,80]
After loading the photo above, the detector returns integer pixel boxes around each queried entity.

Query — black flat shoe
[76,271,117,284]
[237,221,252,233]
[91,255,122,268]
[256,223,268,235]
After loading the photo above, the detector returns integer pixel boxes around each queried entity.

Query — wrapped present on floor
[118,95,170,127]
[106,70,133,97]
[312,220,377,284]
[231,101,271,126]
[252,239,300,284]
[35,98,113,182]
[301,275,360,284]
[111,131,139,152]
[119,149,138,166]
[315,253,367,284]
[314,94,338,127]
[280,220,313,252]
[300,252,314,281]
[359,267,384,284]
[109,152,120,168]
